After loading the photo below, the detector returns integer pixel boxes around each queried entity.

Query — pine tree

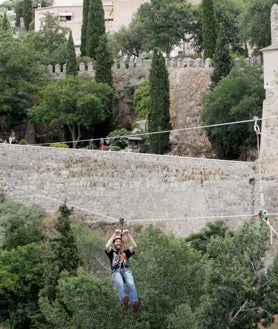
[66,31,78,76]
[148,48,171,154]
[80,0,90,57]
[211,23,232,88]
[86,0,106,59]
[95,34,113,87]
[202,0,218,59]
[22,0,33,31]
[42,203,81,301]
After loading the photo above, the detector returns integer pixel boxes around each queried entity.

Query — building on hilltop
[34,0,148,53]
[34,0,200,54]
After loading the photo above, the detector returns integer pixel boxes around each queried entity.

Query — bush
[19,139,28,145]
[50,142,69,148]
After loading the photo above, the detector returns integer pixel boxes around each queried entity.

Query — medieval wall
[0,143,262,237]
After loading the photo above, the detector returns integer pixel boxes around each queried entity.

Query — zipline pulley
[255,209,278,245]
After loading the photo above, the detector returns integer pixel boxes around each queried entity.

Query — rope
[259,132,278,143]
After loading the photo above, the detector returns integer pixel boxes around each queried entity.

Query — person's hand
[114,229,121,234]
[123,229,129,234]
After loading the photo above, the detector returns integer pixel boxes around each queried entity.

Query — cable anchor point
[253,116,261,136]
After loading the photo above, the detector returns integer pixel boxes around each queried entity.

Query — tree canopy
[201,66,264,159]
[0,31,44,130]
[28,75,113,147]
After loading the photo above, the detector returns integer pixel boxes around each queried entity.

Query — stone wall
[0,143,262,237]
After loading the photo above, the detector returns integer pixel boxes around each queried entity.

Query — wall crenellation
[47,56,262,77]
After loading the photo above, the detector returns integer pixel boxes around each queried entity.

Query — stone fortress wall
[0,144,260,236]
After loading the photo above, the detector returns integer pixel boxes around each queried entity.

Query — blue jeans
[112,268,138,304]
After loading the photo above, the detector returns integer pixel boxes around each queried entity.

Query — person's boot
[123,296,129,311]
[132,301,139,313]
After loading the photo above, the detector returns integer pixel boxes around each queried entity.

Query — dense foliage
[28,75,113,147]
[201,66,264,159]
[0,196,278,328]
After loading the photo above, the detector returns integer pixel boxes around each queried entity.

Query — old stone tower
[260,4,278,215]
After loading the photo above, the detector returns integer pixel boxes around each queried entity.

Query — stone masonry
[1,6,278,238]
[0,144,257,236]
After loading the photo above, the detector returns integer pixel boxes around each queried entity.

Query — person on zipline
[105,229,139,312]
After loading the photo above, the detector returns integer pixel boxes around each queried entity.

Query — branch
[231,300,248,321]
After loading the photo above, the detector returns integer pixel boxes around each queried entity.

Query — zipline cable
[30,115,278,147]
[2,177,278,223]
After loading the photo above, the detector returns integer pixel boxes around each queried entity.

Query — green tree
[22,0,33,31]
[211,23,232,88]
[134,226,205,329]
[260,254,278,327]
[0,202,46,250]
[133,0,193,57]
[238,0,276,53]
[39,269,122,328]
[202,0,218,59]
[24,13,69,64]
[195,221,269,329]
[15,0,23,28]
[109,23,143,59]
[0,243,46,328]
[41,204,81,302]
[201,66,264,159]
[213,0,246,56]
[28,75,113,147]
[86,0,105,59]
[167,303,196,329]
[134,81,150,121]
[80,0,90,57]
[66,30,78,76]
[185,220,229,255]
[1,11,11,31]
[95,34,113,87]
[148,48,171,154]
[0,31,43,130]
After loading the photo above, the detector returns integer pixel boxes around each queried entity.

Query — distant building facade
[34,0,148,53]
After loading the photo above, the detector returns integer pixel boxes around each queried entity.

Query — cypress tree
[148,48,171,154]
[42,203,81,301]
[211,23,232,88]
[86,0,105,59]
[94,34,114,137]
[80,0,90,57]
[22,0,33,31]
[202,0,218,59]
[66,31,78,76]
[95,34,113,87]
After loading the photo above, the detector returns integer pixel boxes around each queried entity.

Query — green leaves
[201,66,264,159]
[28,75,113,146]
